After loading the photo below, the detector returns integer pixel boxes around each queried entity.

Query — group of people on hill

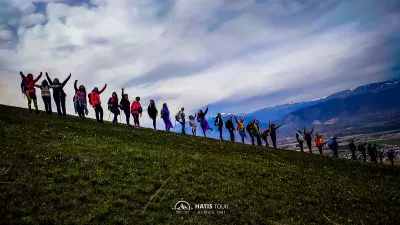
[19,71,285,147]
[348,140,396,166]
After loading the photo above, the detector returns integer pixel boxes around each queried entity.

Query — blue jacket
[329,138,339,151]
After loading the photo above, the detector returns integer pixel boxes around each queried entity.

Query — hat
[297,128,301,131]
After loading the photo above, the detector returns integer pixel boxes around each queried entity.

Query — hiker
[296,129,304,152]
[35,79,61,115]
[131,97,142,128]
[372,144,379,163]
[73,80,88,119]
[269,121,283,148]
[197,106,213,137]
[88,84,107,123]
[108,92,120,125]
[20,71,42,113]
[387,149,395,166]
[261,128,271,147]
[358,141,367,162]
[253,118,262,146]
[348,140,357,160]
[328,137,339,158]
[315,132,324,155]
[214,113,224,140]
[367,143,377,163]
[304,126,314,153]
[161,103,173,131]
[225,116,235,141]
[147,100,158,129]
[234,115,247,143]
[376,145,384,164]
[246,120,255,145]
[176,108,186,134]
[189,114,197,136]
[45,72,71,117]
[119,88,131,126]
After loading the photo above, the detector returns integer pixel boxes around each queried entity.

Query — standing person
[189,114,197,136]
[304,126,314,153]
[88,84,107,123]
[214,113,224,140]
[261,128,271,147]
[108,92,120,125]
[296,129,305,152]
[375,145,384,164]
[161,103,173,131]
[35,80,60,115]
[348,140,357,160]
[234,115,247,143]
[197,106,213,137]
[73,80,88,119]
[45,72,71,117]
[315,132,324,155]
[269,121,283,148]
[131,97,142,128]
[175,108,186,134]
[119,88,131,126]
[246,120,255,145]
[19,71,42,113]
[253,118,262,146]
[147,100,158,129]
[328,137,339,158]
[225,116,235,142]
[367,143,377,163]
[387,149,395,166]
[358,141,367,162]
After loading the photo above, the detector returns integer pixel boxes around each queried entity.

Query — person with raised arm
[20,71,42,113]
[46,72,71,117]
[88,84,107,123]
[119,88,131,126]
[234,114,247,143]
[35,79,62,115]
[73,80,88,119]
[197,105,213,137]
[253,118,262,146]
[269,120,283,148]
[304,125,315,153]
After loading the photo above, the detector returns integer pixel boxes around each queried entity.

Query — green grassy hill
[0,104,399,225]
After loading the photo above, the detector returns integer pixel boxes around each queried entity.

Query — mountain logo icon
[173,200,191,213]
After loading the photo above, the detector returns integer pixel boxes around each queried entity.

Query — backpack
[175,111,181,121]
[328,139,334,148]
[160,109,164,119]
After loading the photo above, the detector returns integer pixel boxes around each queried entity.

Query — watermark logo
[173,200,191,215]
[173,199,229,215]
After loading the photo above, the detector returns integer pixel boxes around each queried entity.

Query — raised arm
[19,71,25,79]
[99,84,107,94]
[234,115,239,123]
[34,84,41,88]
[46,72,53,85]
[74,80,78,91]
[33,72,43,83]
[62,73,71,87]
[276,123,282,130]
[121,88,125,98]
[310,126,314,135]
[204,107,208,116]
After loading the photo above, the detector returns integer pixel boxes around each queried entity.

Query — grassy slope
[0,104,399,225]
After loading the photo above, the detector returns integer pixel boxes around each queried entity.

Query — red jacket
[89,85,106,107]
[23,74,42,93]
[131,101,142,114]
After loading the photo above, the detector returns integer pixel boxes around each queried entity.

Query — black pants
[94,104,103,122]
[218,127,223,140]
[132,113,140,127]
[299,141,304,152]
[317,145,323,155]
[180,122,186,134]
[306,141,312,153]
[255,134,262,146]
[42,96,52,114]
[361,151,366,161]
[77,103,85,119]
[152,118,156,129]
[271,135,277,148]
[351,150,356,160]
[112,112,118,124]
[124,109,130,125]
[229,129,235,142]
[249,133,254,145]
[53,94,66,116]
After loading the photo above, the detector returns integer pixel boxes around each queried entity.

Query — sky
[0,0,399,127]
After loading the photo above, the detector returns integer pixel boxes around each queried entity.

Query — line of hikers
[19,71,285,147]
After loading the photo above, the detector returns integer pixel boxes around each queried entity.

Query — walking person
[73,80,88,119]
[296,128,305,152]
[269,121,283,148]
[88,84,107,123]
[147,100,158,129]
[261,128,271,147]
[45,72,71,117]
[225,116,235,142]
[197,106,213,137]
[131,97,142,128]
[161,103,173,131]
[246,120,255,145]
[253,118,262,146]
[367,143,377,163]
[358,141,367,162]
[328,137,339,158]
[108,92,120,125]
[19,71,42,113]
[189,114,197,136]
[119,88,131,126]
[387,149,395,166]
[315,132,324,155]
[348,140,357,160]
[214,113,224,140]
[376,145,384,164]
[175,108,186,134]
[234,115,247,143]
[35,80,61,115]
[304,126,314,153]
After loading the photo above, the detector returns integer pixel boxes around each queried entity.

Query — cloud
[0,29,13,40]
[0,0,399,128]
